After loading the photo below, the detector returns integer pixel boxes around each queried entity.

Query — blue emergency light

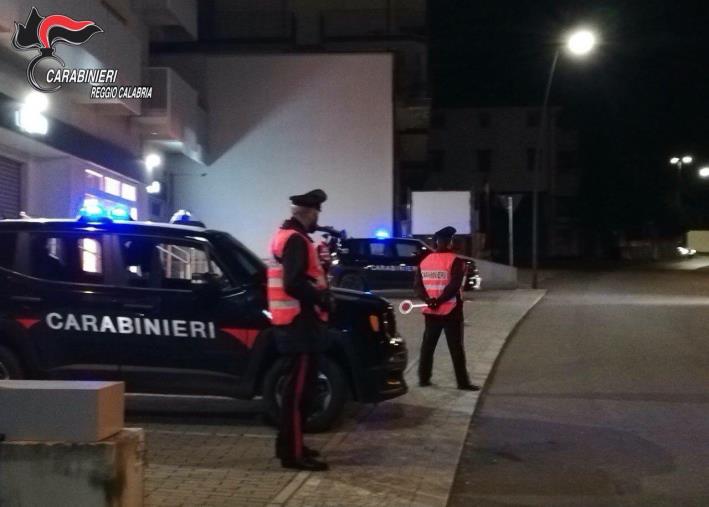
[374,229,390,239]
[109,206,130,220]
[78,199,132,223]
[78,200,107,222]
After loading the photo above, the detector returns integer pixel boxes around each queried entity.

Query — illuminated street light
[15,91,49,135]
[144,153,162,172]
[531,26,598,289]
[566,29,597,56]
[699,167,709,178]
[669,155,695,223]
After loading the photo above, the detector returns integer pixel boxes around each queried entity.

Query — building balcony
[135,67,206,163]
[133,0,198,40]
[201,9,295,43]
[320,8,425,42]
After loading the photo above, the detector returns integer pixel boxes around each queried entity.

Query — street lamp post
[669,155,693,222]
[531,29,597,289]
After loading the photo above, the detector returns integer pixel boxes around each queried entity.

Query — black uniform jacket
[414,250,465,321]
[273,218,331,353]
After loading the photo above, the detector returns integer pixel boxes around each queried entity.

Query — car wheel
[338,273,367,292]
[263,355,347,433]
[0,345,24,380]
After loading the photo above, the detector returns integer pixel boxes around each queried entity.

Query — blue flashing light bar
[109,206,130,220]
[374,229,390,239]
[78,199,107,221]
[78,199,133,223]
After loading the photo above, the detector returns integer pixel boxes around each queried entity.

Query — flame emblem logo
[12,7,103,92]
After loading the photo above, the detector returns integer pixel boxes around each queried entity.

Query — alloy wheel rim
[276,371,332,421]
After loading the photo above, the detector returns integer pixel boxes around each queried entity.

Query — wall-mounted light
[144,153,162,172]
[146,181,162,194]
[15,91,49,135]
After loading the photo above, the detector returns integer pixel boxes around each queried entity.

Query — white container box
[0,380,124,442]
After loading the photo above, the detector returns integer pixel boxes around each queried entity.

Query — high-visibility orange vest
[419,252,460,316]
[267,228,329,325]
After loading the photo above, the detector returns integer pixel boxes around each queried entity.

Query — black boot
[276,445,320,459]
[281,456,329,471]
[457,382,480,391]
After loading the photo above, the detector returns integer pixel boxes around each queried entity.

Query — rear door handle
[10,296,42,303]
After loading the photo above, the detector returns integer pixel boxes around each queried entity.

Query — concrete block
[0,381,124,442]
[0,428,145,507]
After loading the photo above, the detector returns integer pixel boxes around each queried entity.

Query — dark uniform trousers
[276,312,321,460]
[418,308,470,386]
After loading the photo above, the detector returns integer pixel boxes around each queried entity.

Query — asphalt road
[449,264,709,506]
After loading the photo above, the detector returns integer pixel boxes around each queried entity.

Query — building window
[104,176,121,196]
[479,112,491,128]
[431,112,446,129]
[85,169,103,190]
[527,148,537,172]
[477,150,492,173]
[121,183,137,202]
[527,110,541,127]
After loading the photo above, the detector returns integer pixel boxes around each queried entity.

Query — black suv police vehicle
[0,214,407,431]
[329,237,481,292]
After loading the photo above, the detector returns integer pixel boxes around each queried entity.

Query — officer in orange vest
[267,189,331,471]
[414,226,480,391]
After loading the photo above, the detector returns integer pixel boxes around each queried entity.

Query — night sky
[431,0,709,236]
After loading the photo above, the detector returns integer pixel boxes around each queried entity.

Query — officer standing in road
[267,189,331,471]
[414,226,480,391]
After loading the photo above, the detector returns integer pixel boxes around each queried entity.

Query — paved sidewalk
[138,289,545,507]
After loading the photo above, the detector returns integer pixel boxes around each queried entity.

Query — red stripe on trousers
[293,354,308,460]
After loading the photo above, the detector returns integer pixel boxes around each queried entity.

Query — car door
[114,233,267,397]
[14,230,121,380]
[362,239,401,289]
[391,240,427,289]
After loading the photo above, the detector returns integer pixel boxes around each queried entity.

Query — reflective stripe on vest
[419,252,460,316]
[267,228,329,325]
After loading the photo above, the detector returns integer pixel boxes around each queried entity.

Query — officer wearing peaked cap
[267,189,331,471]
[414,226,479,391]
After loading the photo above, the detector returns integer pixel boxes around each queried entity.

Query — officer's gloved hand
[426,297,440,309]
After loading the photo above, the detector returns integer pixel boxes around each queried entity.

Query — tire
[263,355,348,433]
[0,345,24,380]
[338,272,367,292]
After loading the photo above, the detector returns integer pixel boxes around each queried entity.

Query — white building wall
[167,53,394,257]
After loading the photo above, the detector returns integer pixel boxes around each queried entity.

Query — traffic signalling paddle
[398,300,427,315]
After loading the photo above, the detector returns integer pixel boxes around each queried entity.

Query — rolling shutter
[0,155,21,219]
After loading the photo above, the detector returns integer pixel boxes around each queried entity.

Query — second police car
[328,234,482,292]
[0,208,407,431]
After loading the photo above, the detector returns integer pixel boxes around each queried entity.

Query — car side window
[118,235,231,290]
[0,232,17,269]
[368,241,393,257]
[28,233,103,283]
[395,241,420,258]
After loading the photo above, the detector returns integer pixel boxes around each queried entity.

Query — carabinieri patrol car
[0,208,407,431]
[329,236,481,292]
